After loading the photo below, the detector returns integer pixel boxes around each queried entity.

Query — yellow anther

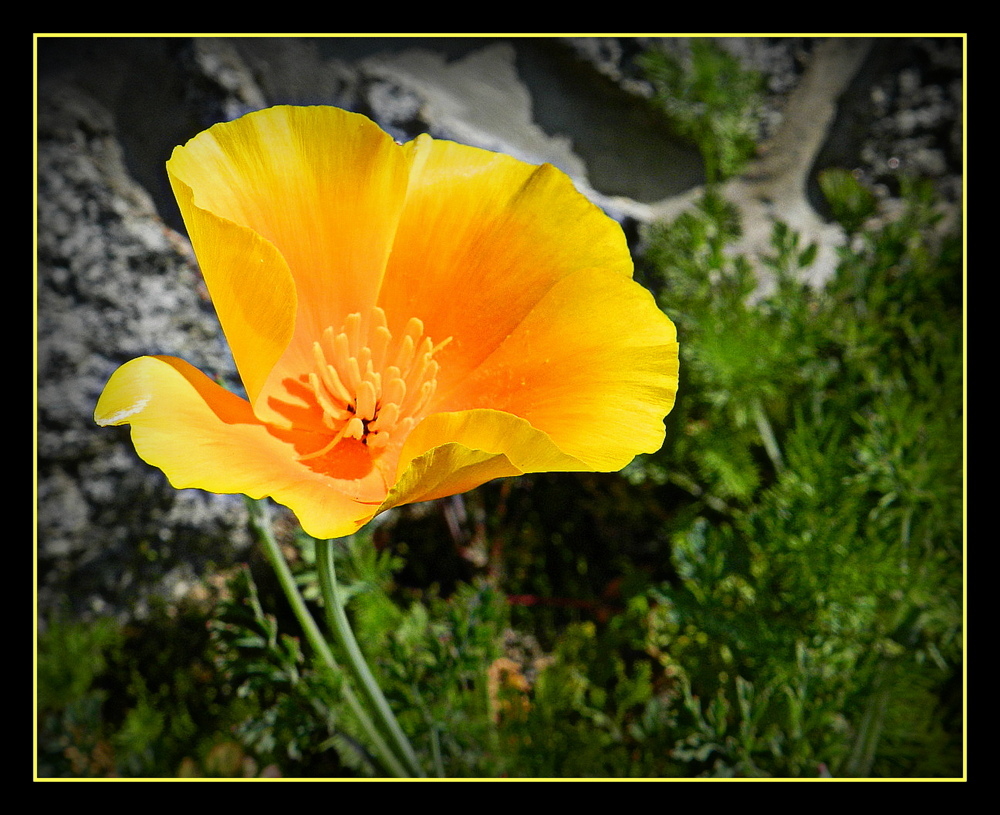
[298,308,449,461]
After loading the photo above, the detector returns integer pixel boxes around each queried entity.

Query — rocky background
[36,36,963,625]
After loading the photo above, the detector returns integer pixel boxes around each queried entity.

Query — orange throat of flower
[292,307,449,470]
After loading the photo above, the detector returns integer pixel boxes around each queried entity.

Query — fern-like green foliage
[629,176,963,777]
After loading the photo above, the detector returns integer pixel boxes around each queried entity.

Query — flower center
[298,307,448,461]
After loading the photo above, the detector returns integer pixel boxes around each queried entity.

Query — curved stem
[244,497,408,778]
[316,537,426,777]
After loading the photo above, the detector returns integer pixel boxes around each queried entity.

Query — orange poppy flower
[95,106,678,540]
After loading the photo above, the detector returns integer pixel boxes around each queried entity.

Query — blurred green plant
[630,172,963,777]
[818,168,879,235]
[209,531,510,777]
[36,603,260,777]
[638,39,765,184]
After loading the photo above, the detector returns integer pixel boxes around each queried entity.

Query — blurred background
[36,36,963,778]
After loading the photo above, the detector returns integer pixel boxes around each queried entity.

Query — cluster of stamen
[298,307,448,461]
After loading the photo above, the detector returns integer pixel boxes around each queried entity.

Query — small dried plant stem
[752,397,785,474]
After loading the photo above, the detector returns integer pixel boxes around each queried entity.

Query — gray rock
[37,75,250,623]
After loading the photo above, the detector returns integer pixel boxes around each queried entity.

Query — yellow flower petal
[436,266,679,470]
[380,444,523,511]
[166,106,413,417]
[95,355,386,539]
[165,176,297,403]
[381,408,590,510]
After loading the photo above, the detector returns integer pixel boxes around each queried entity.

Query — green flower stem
[244,497,409,778]
[316,537,426,778]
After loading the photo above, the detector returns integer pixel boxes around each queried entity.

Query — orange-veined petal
[166,106,414,419]
[95,355,388,538]
[380,135,634,398]
[435,266,679,470]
